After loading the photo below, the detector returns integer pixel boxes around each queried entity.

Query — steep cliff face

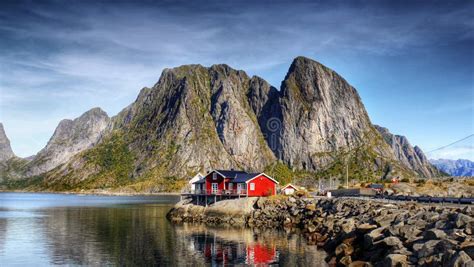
[209,65,276,169]
[375,125,440,177]
[125,64,275,174]
[26,108,110,176]
[247,76,282,154]
[275,57,379,170]
[43,64,276,190]
[0,123,15,162]
[3,56,439,191]
[0,124,26,183]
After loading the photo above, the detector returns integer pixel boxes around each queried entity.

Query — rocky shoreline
[167,195,474,266]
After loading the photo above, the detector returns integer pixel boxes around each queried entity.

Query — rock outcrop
[0,123,15,162]
[113,64,276,174]
[26,107,110,176]
[375,125,440,178]
[168,196,474,266]
[276,57,376,170]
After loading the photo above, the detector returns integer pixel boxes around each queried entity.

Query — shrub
[268,194,288,201]
[465,179,474,186]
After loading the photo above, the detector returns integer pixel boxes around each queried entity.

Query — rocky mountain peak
[247,76,279,119]
[80,107,108,119]
[26,107,110,176]
[0,123,15,162]
[276,56,373,170]
[374,125,439,178]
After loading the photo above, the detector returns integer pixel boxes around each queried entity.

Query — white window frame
[250,183,255,191]
[228,183,233,190]
[212,173,217,180]
[211,183,218,193]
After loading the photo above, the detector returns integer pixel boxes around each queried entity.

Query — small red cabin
[193,170,279,197]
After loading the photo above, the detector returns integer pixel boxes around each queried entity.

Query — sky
[0,0,473,160]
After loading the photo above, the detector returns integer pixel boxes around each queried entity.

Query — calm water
[0,193,327,266]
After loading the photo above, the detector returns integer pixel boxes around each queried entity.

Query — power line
[425,134,474,154]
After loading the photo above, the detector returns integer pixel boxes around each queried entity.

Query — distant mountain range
[0,56,442,192]
[430,159,474,177]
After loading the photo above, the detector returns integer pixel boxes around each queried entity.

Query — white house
[189,173,204,191]
[281,183,299,195]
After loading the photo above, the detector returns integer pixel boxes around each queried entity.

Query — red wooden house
[192,170,279,197]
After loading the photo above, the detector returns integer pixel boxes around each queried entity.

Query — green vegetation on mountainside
[0,157,30,182]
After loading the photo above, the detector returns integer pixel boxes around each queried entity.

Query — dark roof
[215,169,248,178]
[233,173,260,183]
[202,170,278,184]
[193,178,205,184]
[368,184,384,189]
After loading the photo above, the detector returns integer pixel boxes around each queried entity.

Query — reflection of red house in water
[197,236,278,265]
[246,243,277,265]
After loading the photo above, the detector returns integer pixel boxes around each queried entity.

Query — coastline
[0,189,181,197]
[168,195,474,266]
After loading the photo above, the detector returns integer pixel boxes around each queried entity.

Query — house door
[211,183,218,194]
[237,183,242,194]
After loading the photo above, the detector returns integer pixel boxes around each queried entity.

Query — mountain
[0,123,15,162]
[26,107,110,176]
[375,125,440,177]
[1,57,440,192]
[0,108,110,184]
[430,159,474,176]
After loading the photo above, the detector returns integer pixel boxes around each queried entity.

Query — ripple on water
[0,210,45,218]
[0,193,327,266]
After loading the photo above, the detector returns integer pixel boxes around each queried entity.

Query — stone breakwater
[167,195,474,266]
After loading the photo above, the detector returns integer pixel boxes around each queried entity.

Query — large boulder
[461,242,474,259]
[379,236,404,250]
[443,251,473,267]
[364,227,387,247]
[380,254,408,267]
[454,213,474,228]
[423,229,447,240]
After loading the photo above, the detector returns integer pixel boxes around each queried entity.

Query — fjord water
[0,193,326,266]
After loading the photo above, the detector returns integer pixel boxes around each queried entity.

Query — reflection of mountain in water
[0,219,6,252]
[0,194,327,266]
[39,205,205,266]
[174,225,328,266]
[40,208,109,265]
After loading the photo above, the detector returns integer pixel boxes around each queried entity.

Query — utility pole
[344,131,351,189]
[346,155,349,189]
[318,177,321,193]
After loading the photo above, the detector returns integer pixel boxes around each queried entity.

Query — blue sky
[0,0,473,160]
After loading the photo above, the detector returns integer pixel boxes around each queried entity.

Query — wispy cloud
[429,146,474,161]
[0,0,473,157]
[427,135,474,161]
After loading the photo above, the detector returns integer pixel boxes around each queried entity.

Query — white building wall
[189,173,204,191]
[284,187,295,195]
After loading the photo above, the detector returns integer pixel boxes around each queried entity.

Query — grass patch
[1,175,44,190]
[73,132,136,189]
